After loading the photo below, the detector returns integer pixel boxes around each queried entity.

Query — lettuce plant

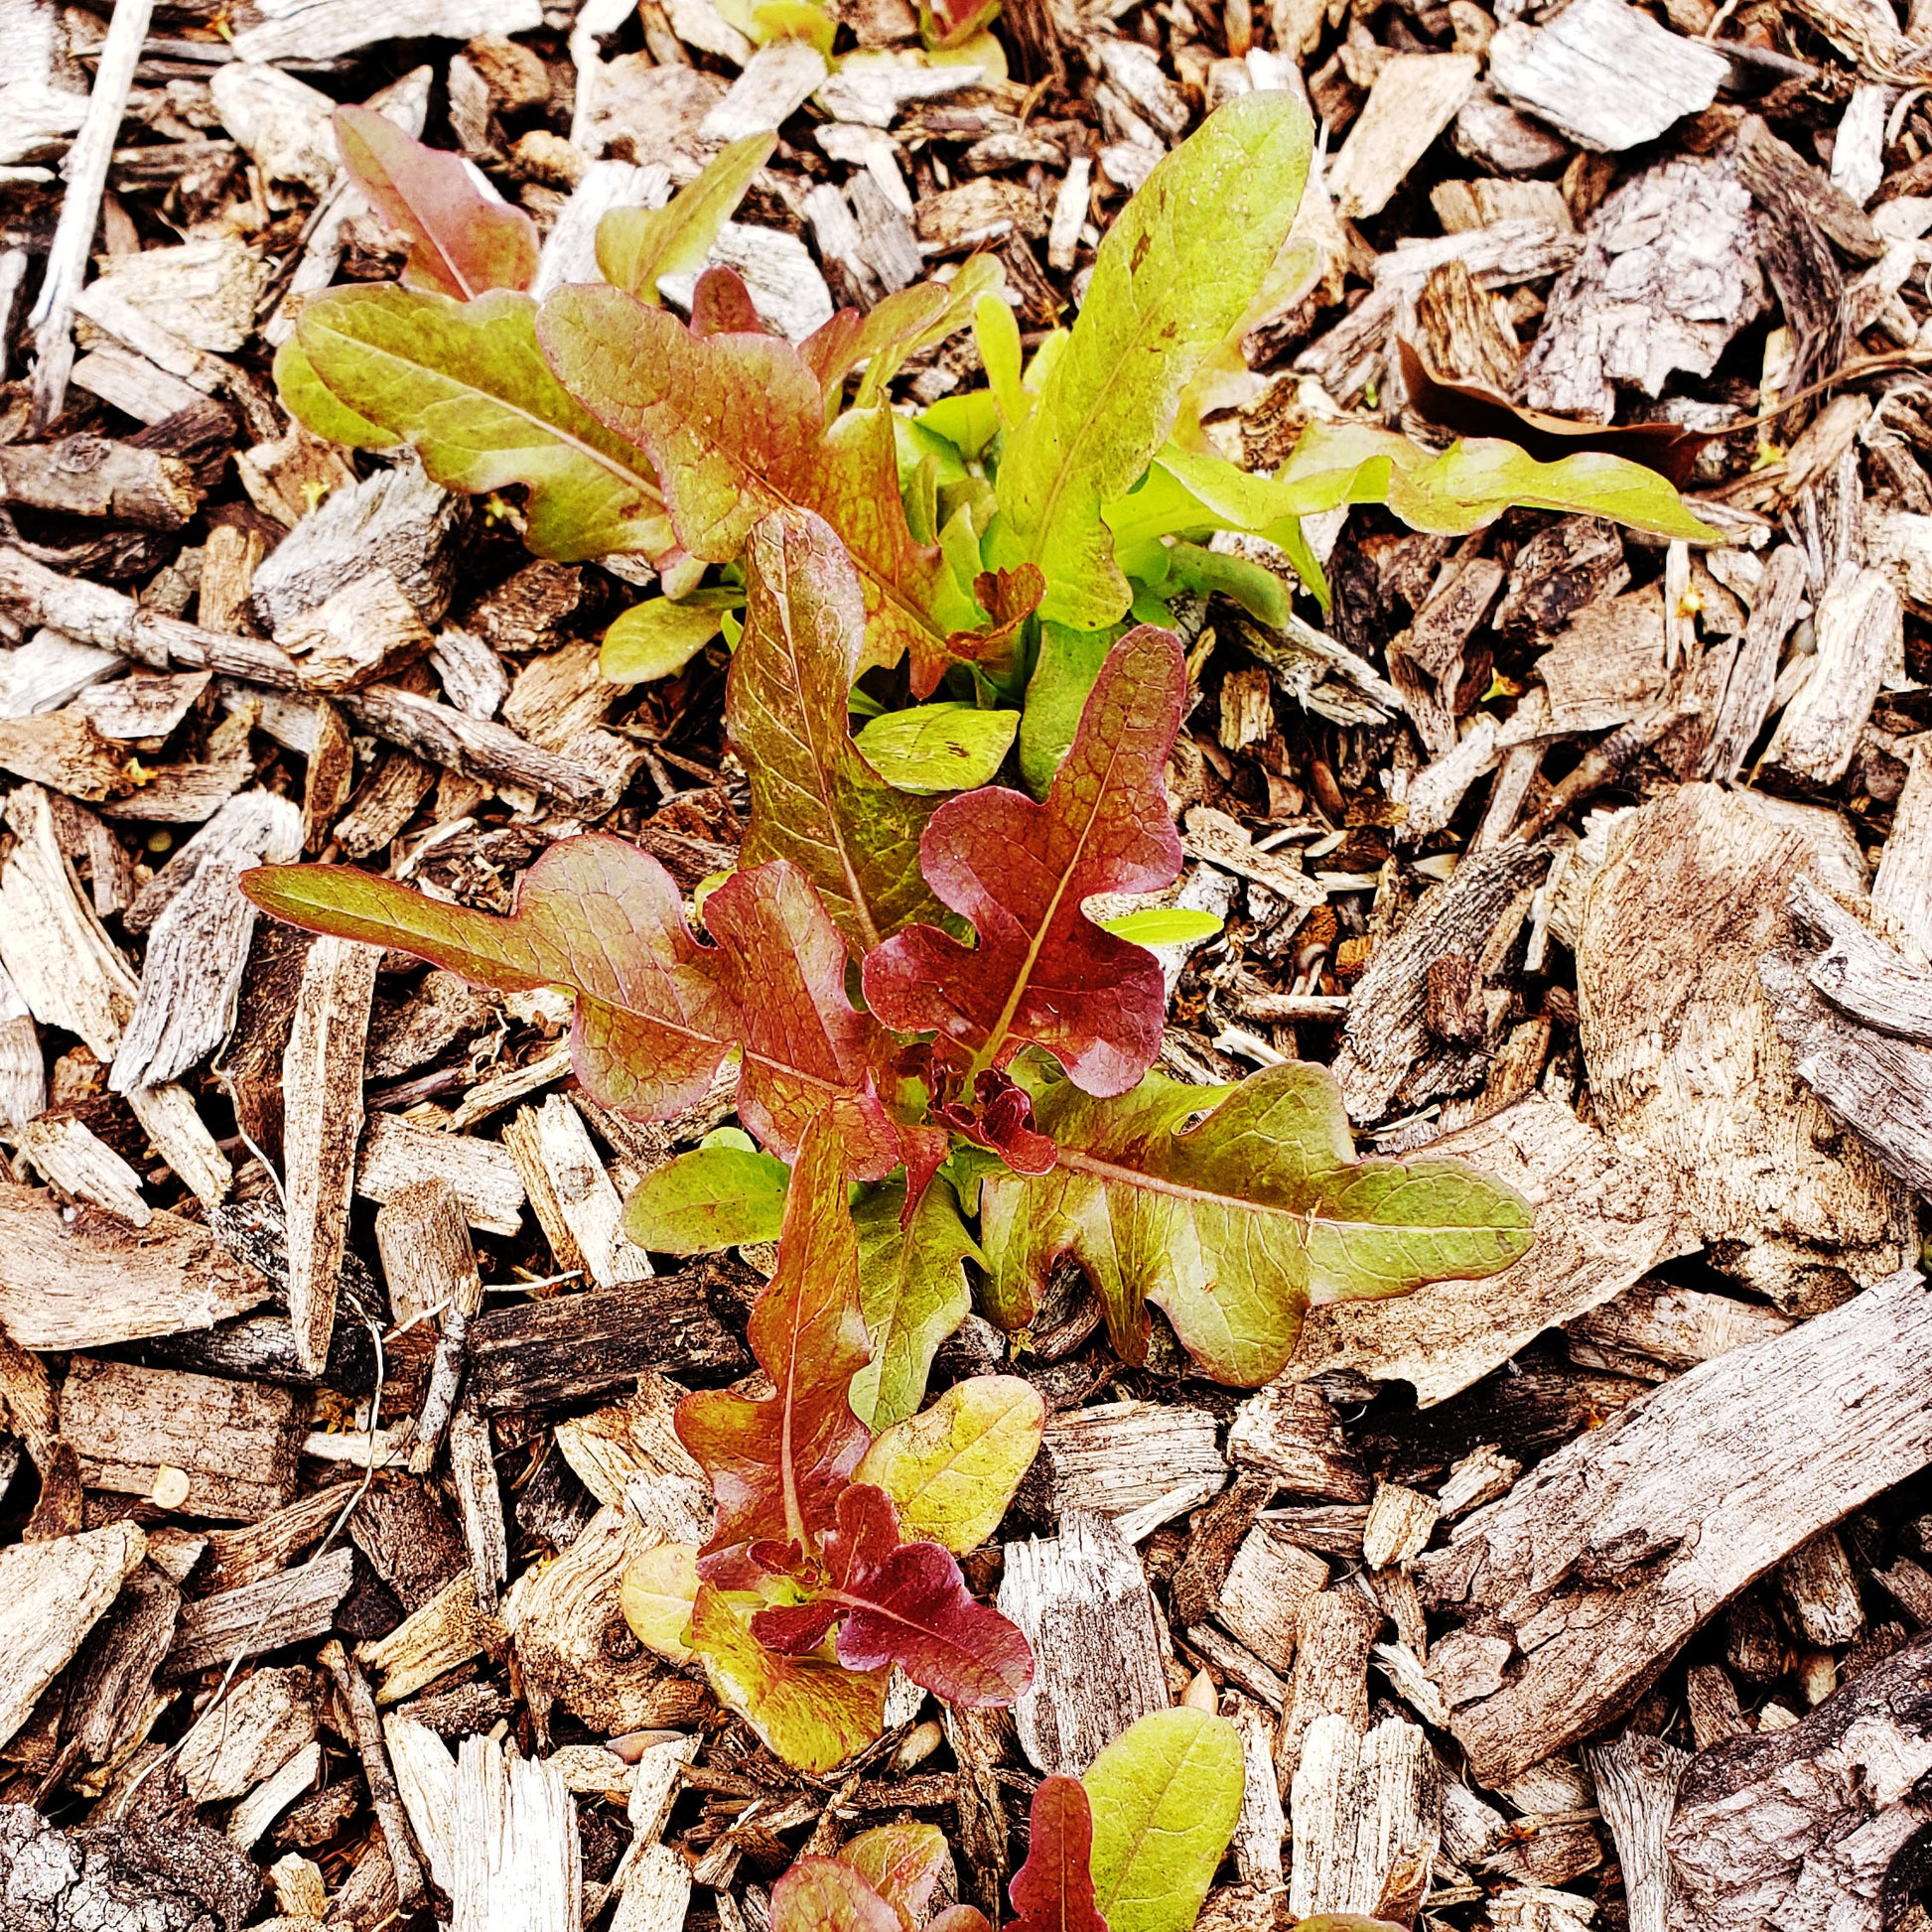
[239,85,1724,1771]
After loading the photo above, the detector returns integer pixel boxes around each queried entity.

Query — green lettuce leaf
[847,1174,979,1431]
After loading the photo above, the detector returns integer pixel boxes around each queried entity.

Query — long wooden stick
[28,0,155,432]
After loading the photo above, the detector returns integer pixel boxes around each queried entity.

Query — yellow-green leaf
[596,133,776,303]
[690,1581,887,1773]
[621,1144,790,1252]
[979,1059,1535,1387]
[848,1175,980,1432]
[836,1822,952,1930]
[274,339,393,450]
[851,703,1019,794]
[601,598,726,685]
[854,1374,1044,1553]
[1097,907,1223,946]
[292,285,671,562]
[620,1541,700,1662]
[1084,1708,1245,1932]
[989,93,1312,628]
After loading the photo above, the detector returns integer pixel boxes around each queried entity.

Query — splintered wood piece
[524,1095,651,1290]
[200,1481,357,1593]
[336,748,438,859]
[465,1272,747,1412]
[1289,1714,1439,1922]
[321,1637,428,1912]
[1040,1398,1226,1520]
[1578,783,1910,1311]
[1487,0,1725,153]
[54,1569,180,1778]
[1418,1267,1932,1786]
[1226,1382,1372,1501]
[945,1705,1011,1918]
[358,1113,526,1239]
[1333,839,1551,1123]
[108,790,301,1093]
[1537,588,1667,734]
[1279,1587,1383,1782]
[374,1181,484,1474]
[1288,1093,1697,1405]
[275,571,436,694]
[17,1115,148,1226]
[998,1512,1171,1774]
[385,1715,459,1896]
[1566,1280,1792,1379]
[1216,1525,1330,1676]
[1585,1735,1687,1932]
[356,1572,501,1705]
[1706,544,1807,784]
[0,961,43,1131]
[1789,875,1932,1037]
[177,1664,319,1804]
[1774,1529,1865,1646]
[503,1505,688,1733]
[165,1546,356,1678]
[1668,1638,1932,1929]
[302,698,355,853]
[450,1404,509,1615]
[1874,743,1932,961]
[554,1377,712,1542]
[1762,566,1901,787]
[60,1356,304,1518]
[1362,1484,1442,1570]
[1225,1695,1286,1891]
[449,1734,580,1932]
[230,1737,324,1849]
[0,1521,145,1750]
[0,436,199,527]
[350,1478,469,1614]
[282,933,379,1376]
[1326,53,1477,220]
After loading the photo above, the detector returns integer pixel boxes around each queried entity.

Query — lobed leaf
[334,106,538,300]
[835,1824,951,1931]
[600,598,726,685]
[978,1060,1536,1386]
[1010,1777,1106,1932]
[273,340,393,450]
[855,1375,1044,1555]
[536,288,957,688]
[752,1483,1035,1706]
[989,93,1312,628]
[773,1857,903,1932]
[677,1117,873,1580]
[848,1176,979,1432]
[851,703,1020,795]
[1084,1708,1245,1932]
[621,1144,791,1253]
[290,286,671,562]
[620,1541,700,1662]
[692,1584,886,1774]
[729,508,942,953]
[1275,419,1721,542]
[242,842,909,1177]
[597,133,776,303]
[863,625,1184,1097]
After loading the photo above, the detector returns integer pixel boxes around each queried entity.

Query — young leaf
[1084,1708,1245,1932]
[621,1144,791,1253]
[291,287,671,562]
[773,1858,903,1932]
[848,1175,978,1432]
[273,339,394,450]
[927,1912,993,1932]
[989,93,1312,627]
[601,598,726,685]
[836,1823,951,1931]
[978,1060,1536,1386]
[242,843,908,1177]
[334,106,538,300]
[536,288,958,688]
[677,1118,873,1579]
[1010,1777,1106,1932]
[729,508,943,953]
[854,1375,1043,1554]
[851,704,1020,795]
[863,625,1184,1097]
[597,133,777,303]
[1097,907,1224,946]
[1016,621,1120,795]
[752,1483,1035,1706]
[620,1541,700,1662]
[1275,419,1721,542]
[692,1583,887,1774]
[850,256,1007,408]
[692,264,766,338]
